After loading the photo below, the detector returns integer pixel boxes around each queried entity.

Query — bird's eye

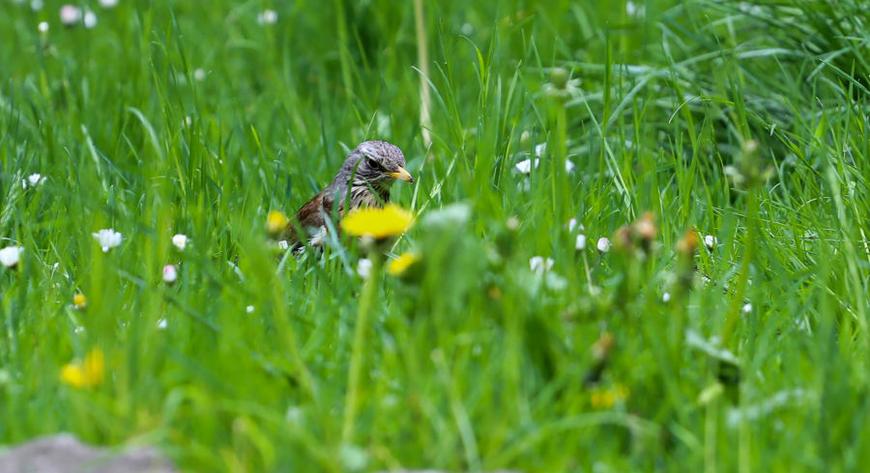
[366,156,384,170]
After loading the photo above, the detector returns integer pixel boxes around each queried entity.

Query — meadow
[1,0,869,471]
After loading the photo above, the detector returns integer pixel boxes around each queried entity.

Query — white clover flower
[157,318,168,329]
[92,228,122,252]
[277,240,290,250]
[59,4,82,25]
[575,234,587,251]
[257,9,278,25]
[567,218,578,232]
[193,68,206,81]
[171,233,189,251]
[515,158,539,174]
[597,237,611,253]
[357,258,372,279]
[742,303,753,314]
[529,256,554,274]
[162,264,178,284]
[21,173,46,189]
[534,143,547,157]
[0,246,24,268]
[704,234,718,250]
[37,21,49,33]
[662,292,671,303]
[83,10,97,28]
[245,305,255,314]
[99,0,118,8]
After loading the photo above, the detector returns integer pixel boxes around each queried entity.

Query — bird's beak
[389,167,414,183]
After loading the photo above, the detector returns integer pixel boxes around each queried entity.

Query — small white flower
[162,264,178,283]
[565,159,575,173]
[596,237,611,253]
[21,173,46,188]
[59,4,82,25]
[157,318,168,329]
[92,228,123,252]
[534,142,547,157]
[37,21,49,33]
[171,233,189,251]
[30,0,43,11]
[662,292,671,303]
[245,305,255,314]
[704,235,717,250]
[99,0,118,8]
[277,240,289,250]
[257,9,278,25]
[567,218,578,232]
[193,68,206,81]
[515,158,540,174]
[0,246,24,268]
[742,303,753,314]
[357,258,372,279]
[529,256,554,274]
[83,10,97,28]
[575,234,587,250]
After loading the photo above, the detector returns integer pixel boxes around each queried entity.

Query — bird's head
[343,140,414,188]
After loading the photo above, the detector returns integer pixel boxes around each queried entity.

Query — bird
[285,140,413,248]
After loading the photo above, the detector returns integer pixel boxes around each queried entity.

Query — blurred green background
[1,0,868,471]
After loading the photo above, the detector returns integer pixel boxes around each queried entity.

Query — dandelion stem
[722,191,757,346]
[342,252,382,443]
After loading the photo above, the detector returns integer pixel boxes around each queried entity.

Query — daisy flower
[162,264,178,284]
[92,229,122,252]
[59,4,82,25]
[257,9,278,25]
[0,246,24,268]
[171,233,189,251]
[529,256,554,274]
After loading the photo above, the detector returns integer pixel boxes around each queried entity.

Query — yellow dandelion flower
[387,252,420,276]
[340,204,413,240]
[73,293,87,310]
[266,210,289,235]
[590,384,629,409]
[60,348,105,388]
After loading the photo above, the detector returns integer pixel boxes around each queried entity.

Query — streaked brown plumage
[286,140,413,248]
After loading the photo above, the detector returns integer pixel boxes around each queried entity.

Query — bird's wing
[287,192,328,245]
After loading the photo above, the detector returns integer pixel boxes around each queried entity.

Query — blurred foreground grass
[1,0,869,471]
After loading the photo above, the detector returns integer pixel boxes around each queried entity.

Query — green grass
[1,0,869,471]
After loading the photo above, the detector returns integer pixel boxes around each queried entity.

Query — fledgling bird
[286,140,413,248]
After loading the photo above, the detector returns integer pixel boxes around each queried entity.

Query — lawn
[1,0,869,471]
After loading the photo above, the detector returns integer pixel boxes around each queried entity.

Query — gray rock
[0,434,174,473]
